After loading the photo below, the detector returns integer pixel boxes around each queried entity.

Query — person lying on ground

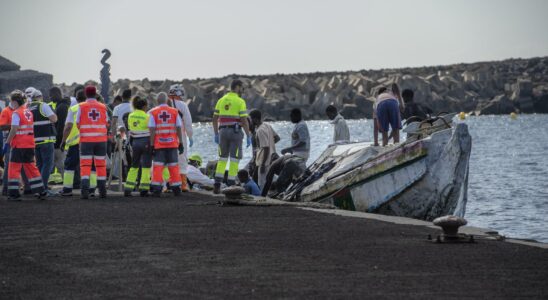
[187,154,215,189]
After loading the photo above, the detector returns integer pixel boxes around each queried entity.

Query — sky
[1,0,547,84]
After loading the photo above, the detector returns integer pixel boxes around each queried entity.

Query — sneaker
[59,190,73,197]
[35,192,47,200]
[213,183,221,195]
[46,190,57,197]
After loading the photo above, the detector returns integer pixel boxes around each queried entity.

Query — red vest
[150,105,179,149]
[78,100,108,143]
[11,106,35,148]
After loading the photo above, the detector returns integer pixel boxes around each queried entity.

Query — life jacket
[11,106,35,148]
[128,109,150,139]
[78,99,108,143]
[29,100,56,144]
[149,105,179,149]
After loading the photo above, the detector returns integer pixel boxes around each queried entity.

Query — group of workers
[0,78,420,201]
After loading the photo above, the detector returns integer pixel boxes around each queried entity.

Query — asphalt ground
[1,192,547,299]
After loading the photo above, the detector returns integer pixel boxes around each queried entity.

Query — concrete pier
[1,193,547,299]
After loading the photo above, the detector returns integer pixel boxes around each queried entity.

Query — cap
[84,85,97,97]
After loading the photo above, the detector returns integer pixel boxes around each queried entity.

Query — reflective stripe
[34,136,56,142]
[80,132,105,137]
[227,175,236,181]
[34,120,51,125]
[30,183,43,189]
[28,177,42,182]
[80,155,93,159]
[97,176,106,180]
[170,182,181,186]
[80,124,105,129]
[218,157,228,162]
[239,110,248,115]
[81,176,89,180]
[156,124,176,128]
[130,131,150,137]
[151,181,162,185]
[16,131,34,135]
[153,162,164,166]
[94,156,106,160]
[167,162,178,166]
[19,125,33,129]
[8,186,19,190]
[8,179,19,184]
[156,129,177,134]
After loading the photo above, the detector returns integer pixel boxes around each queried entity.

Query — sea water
[190,115,548,242]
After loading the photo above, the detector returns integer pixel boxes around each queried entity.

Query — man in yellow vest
[124,97,152,197]
[212,79,252,194]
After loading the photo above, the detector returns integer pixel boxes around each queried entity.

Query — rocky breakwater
[57,56,548,121]
[0,56,53,99]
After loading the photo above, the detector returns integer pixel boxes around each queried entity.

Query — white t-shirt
[11,112,21,126]
[147,105,182,128]
[112,102,132,128]
[255,122,277,166]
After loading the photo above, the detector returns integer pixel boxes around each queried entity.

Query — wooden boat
[282,114,471,221]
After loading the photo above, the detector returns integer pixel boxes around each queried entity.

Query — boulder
[478,95,516,115]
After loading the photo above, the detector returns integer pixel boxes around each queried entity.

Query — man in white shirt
[111,89,133,134]
[249,109,279,189]
[168,84,194,192]
[325,105,350,143]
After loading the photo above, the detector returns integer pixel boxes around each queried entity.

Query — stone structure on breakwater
[0,56,53,99]
[8,55,548,121]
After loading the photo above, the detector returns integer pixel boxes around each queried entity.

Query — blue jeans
[2,144,30,194]
[35,142,55,189]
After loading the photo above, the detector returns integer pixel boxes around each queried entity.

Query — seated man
[261,154,307,197]
[401,89,433,120]
[237,169,261,196]
[187,154,215,189]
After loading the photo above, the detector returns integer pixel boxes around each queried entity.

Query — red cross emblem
[158,110,171,123]
[88,109,100,121]
[24,110,32,121]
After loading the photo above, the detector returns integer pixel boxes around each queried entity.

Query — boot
[81,188,89,199]
[213,183,221,194]
[181,174,189,192]
[140,190,149,197]
[172,186,182,196]
[124,190,132,197]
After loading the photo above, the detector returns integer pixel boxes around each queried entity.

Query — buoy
[458,112,466,120]
[510,112,517,120]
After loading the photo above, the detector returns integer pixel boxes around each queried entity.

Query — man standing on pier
[212,79,252,194]
[148,92,185,197]
[64,86,109,199]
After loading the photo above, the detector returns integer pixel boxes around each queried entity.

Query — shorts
[376,99,401,132]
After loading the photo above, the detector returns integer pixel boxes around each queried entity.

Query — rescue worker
[63,85,108,199]
[5,90,47,200]
[28,89,57,193]
[148,92,185,196]
[187,154,215,189]
[212,79,252,194]
[124,97,152,197]
[59,90,86,196]
[168,84,194,192]
[50,86,70,184]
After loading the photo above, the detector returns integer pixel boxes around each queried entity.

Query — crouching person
[5,90,46,200]
[148,92,185,197]
[124,97,152,197]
